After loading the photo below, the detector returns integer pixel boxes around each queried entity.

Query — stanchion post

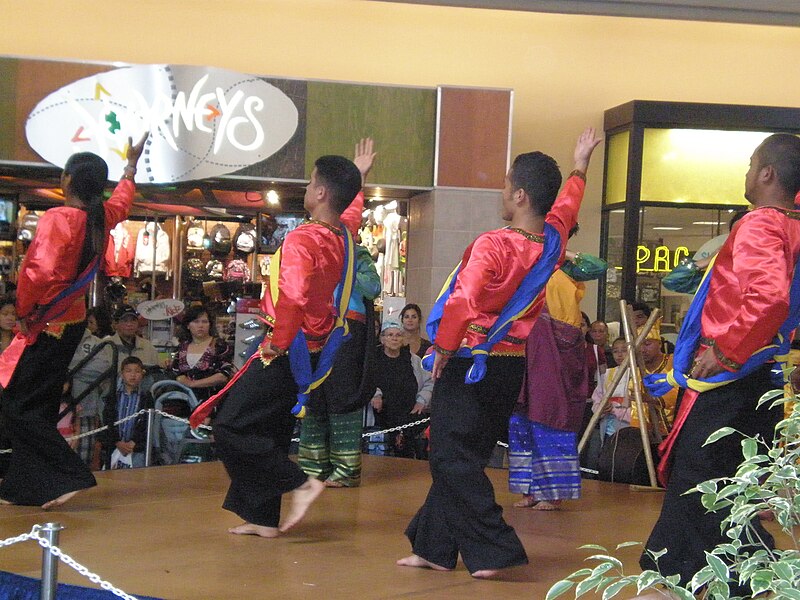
[145,408,156,467]
[39,522,64,600]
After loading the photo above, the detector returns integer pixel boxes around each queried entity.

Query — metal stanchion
[39,522,64,600]
[144,408,156,467]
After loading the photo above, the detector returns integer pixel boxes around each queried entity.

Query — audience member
[400,303,432,359]
[370,319,432,458]
[102,356,154,469]
[67,325,114,467]
[0,295,16,354]
[170,305,233,402]
[86,306,114,338]
[631,301,675,355]
[107,304,159,371]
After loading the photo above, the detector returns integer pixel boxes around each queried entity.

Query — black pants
[640,365,780,591]
[213,355,308,527]
[405,356,528,573]
[0,323,96,505]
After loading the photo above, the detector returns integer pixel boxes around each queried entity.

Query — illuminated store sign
[636,244,689,273]
[25,65,299,184]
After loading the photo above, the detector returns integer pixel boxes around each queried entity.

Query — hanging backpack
[223,258,250,282]
[208,223,232,257]
[206,259,224,280]
[186,221,206,251]
[233,223,257,254]
[184,258,206,282]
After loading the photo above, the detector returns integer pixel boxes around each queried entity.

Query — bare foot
[532,500,561,511]
[513,495,538,508]
[324,479,345,488]
[396,554,452,571]
[42,491,78,510]
[228,522,280,538]
[278,477,325,532]
[471,569,500,579]
[0,498,13,506]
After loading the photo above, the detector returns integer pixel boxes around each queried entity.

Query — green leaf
[772,560,794,581]
[636,571,664,593]
[705,552,730,581]
[615,541,642,550]
[742,438,758,460]
[704,427,736,446]
[575,576,602,597]
[601,579,631,599]
[690,566,715,591]
[587,555,623,570]
[775,589,800,600]
[571,568,593,578]
[545,579,575,600]
[578,544,608,552]
[672,588,696,600]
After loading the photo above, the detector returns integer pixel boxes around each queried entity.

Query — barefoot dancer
[398,129,600,578]
[0,135,147,508]
[190,140,375,537]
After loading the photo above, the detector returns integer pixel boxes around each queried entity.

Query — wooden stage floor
[0,456,666,599]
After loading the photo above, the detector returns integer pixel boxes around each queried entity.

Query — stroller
[151,380,210,465]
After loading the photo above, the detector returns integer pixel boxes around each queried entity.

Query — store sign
[25,65,299,184]
[136,298,185,320]
[636,244,689,273]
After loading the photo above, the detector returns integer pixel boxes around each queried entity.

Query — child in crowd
[102,356,154,469]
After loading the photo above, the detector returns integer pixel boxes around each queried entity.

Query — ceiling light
[265,190,280,206]
[652,226,683,231]
[692,221,724,226]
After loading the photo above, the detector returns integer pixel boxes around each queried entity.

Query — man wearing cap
[398,128,601,578]
[106,304,159,371]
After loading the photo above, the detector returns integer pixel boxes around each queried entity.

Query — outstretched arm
[573,127,601,175]
[353,137,376,186]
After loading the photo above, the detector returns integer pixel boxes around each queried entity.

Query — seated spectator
[86,306,114,338]
[400,303,432,359]
[631,301,675,355]
[589,319,616,367]
[0,295,16,354]
[102,357,154,469]
[591,338,633,439]
[370,319,433,458]
[107,304,159,371]
[169,305,233,402]
[67,325,115,468]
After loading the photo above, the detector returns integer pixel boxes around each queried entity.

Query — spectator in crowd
[401,303,432,359]
[102,356,154,469]
[107,304,159,371]
[67,324,115,468]
[86,306,114,338]
[0,295,16,354]
[169,304,234,402]
[589,319,616,367]
[370,319,433,458]
[632,301,675,355]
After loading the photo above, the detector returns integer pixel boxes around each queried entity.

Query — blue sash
[278,226,356,418]
[645,254,800,396]
[422,222,563,383]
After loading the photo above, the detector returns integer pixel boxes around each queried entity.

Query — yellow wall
[3,0,800,314]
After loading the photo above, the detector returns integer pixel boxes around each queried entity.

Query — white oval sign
[136,299,185,320]
[25,64,299,184]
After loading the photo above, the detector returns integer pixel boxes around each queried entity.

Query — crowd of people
[1,129,799,599]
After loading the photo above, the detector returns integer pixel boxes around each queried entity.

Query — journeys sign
[25,65,299,184]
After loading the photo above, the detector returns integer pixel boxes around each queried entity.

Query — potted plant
[547,389,800,599]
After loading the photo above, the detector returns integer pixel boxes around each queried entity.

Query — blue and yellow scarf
[422,222,563,383]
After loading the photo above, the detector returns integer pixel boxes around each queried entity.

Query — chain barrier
[0,525,139,600]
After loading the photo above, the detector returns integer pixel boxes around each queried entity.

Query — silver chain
[0,525,139,600]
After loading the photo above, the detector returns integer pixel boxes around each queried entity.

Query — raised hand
[126,132,149,168]
[573,127,602,174]
[353,138,377,185]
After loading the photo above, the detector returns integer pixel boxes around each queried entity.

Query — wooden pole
[577,307,661,454]
[620,301,659,488]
